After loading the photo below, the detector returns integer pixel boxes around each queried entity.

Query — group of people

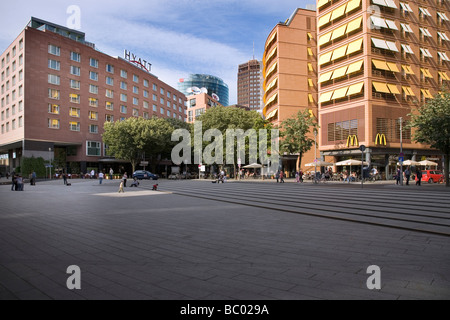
[395,166,423,186]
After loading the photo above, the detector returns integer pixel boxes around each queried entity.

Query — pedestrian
[118,180,124,193]
[63,172,67,185]
[130,177,139,187]
[122,172,128,187]
[280,170,285,183]
[109,168,114,180]
[416,168,422,186]
[11,172,16,191]
[405,166,411,185]
[31,171,36,186]
[17,175,24,191]
[99,171,104,184]
[276,170,280,183]
[6,172,10,179]
[90,169,95,179]
[295,171,300,183]
[395,167,401,185]
[299,170,304,183]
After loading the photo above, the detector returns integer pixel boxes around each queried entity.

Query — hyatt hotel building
[0,18,187,174]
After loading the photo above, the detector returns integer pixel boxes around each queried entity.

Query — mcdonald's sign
[346,135,359,147]
[375,133,387,146]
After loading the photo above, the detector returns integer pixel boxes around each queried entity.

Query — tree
[408,91,450,187]
[102,117,176,173]
[279,109,318,171]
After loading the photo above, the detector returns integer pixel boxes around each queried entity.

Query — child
[118,180,124,193]
[130,177,139,187]
[152,184,158,191]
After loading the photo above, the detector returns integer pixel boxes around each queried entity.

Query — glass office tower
[178,74,229,106]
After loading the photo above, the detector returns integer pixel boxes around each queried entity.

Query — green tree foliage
[408,91,450,187]
[197,106,270,167]
[102,117,176,173]
[21,156,46,178]
[279,109,318,171]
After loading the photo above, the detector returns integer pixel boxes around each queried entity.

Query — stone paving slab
[0,179,449,300]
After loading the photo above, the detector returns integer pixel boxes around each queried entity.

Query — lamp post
[399,117,403,186]
[314,129,317,183]
[48,147,52,180]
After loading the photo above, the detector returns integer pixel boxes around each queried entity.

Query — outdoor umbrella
[418,160,438,168]
[305,160,334,167]
[397,160,421,166]
[335,159,369,180]
[242,163,263,169]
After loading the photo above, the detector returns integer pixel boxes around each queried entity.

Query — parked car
[416,170,444,184]
[132,170,159,180]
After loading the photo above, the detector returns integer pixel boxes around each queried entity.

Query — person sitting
[152,184,158,190]
[130,177,139,187]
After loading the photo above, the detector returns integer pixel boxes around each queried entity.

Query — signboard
[124,50,152,73]
[140,161,149,166]
[399,157,404,162]
[200,166,206,172]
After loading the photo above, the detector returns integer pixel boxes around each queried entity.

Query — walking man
[99,171,104,184]
[416,168,422,186]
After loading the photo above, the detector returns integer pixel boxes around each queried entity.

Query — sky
[0,0,315,105]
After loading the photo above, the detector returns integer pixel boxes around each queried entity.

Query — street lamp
[314,129,317,183]
[399,117,403,186]
[48,147,52,180]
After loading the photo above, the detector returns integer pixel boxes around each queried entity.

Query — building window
[48,119,60,129]
[120,81,127,90]
[133,74,139,83]
[106,89,114,98]
[89,98,98,107]
[160,107,164,114]
[143,101,149,109]
[89,111,98,121]
[89,124,98,134]
[143,79,149,87]
[120,105,127,113]
[71,80,81,90]
[106,64,114,73]
[48,89,60,100]
[48,45,60,56]
[48,59,60,70]
[153,84,157,91]
[133,108,139,117]
[153,94,157,101]
[105,114,114,122]
[153,104,157,112]
[71,52,81,62]
[90,58,98,68]
[133,86,139,94]
[70,66,81,76]
[133,97,139,105]
[143,112,149,119]
[70,94,80,104]
[48,104,60,114]
[19,116,23,128]
[121,70,127,78]
[69,121,80,131]
[106,101,114,110]
[143,90,149,98]
[106,76,114,86]
[69,107,80,117]
[160,88,164,95]
[48,74,60,85]
[120,93,127,102]
[86,141,101,156]
[90,71,98,81]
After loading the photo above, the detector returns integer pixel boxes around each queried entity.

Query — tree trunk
[296,152,303,172]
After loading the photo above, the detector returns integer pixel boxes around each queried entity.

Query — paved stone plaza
[0,178,449,300]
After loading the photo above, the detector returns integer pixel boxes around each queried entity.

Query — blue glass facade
[178,74,229,106]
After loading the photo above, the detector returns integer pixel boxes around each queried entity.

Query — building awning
[372,59,390,71]
[331,3,347,21]
[331,65,348,79]
[265,93,278,106]
[386,62,399,72]
[319,51,333,65]
[387,84,400,94]
[438,12,450,21]
[402,44,414,54]
[421,89,433,99]
[372,38,389,50]
[420,48,433,58]
[265,62,277,77]
[308,94,315,103]
[421,68,433,78]
[400,2,413,12]
[439,71,450,81]
[347,82,364,96]
[402,86,415,96]
[402,65,414,75]
[266,32,277,49]
[372,82,390,93]
[346,17,362,34]
[266,108,278,120]
[318,0,329,8]
[332,44,348,60]
[385,19,398,30]
[438,32,450,41]
[438,52,450,61]
[308,63,314,72]
[318,70,333,83]
[332,86,348,100]
[265,77,278,93]
[331,24,347,41]
[400,23,413,33]
[420,28,432,37]
[419,8,432,17]
[319,31,332,46]
[318,12,332,28]
[265,46,277,63]
[346,38,363,55]
[370,16,388,29]
[319,90,334,103]
[373,0,397,8]
[346,0,361,13]
[346,60,363,74]
[308,78,314,87]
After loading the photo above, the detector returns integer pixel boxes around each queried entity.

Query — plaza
[0,178,449,300]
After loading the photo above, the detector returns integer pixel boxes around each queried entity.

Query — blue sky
[0,0,314,105]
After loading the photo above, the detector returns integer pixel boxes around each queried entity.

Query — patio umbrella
[242,163,263,169]
[305,160,334,167]
[335,159,368,180]
[418,160,438,167]
[397,160,421,166]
